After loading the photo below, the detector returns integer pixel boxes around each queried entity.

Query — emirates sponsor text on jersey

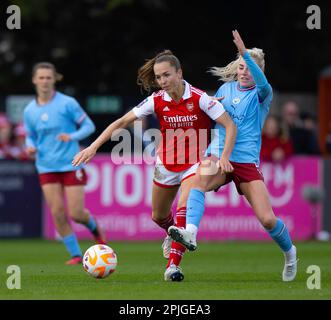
[163,114,198,128]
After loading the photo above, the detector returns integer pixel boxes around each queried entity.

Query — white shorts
[153,157,199,188]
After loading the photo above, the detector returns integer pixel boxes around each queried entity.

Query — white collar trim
[163,80,191,102]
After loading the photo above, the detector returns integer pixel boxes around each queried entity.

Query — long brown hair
[137,50,181,92]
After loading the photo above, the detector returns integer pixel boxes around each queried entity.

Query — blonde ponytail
[210,48,265,82]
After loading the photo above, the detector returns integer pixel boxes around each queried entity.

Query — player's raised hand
[72,146,97,166]
[232,30,247,56]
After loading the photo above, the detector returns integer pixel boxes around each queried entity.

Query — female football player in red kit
[73,50,237,281]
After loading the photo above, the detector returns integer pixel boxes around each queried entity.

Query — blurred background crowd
[0,112,28,160]
[0,99,323,162]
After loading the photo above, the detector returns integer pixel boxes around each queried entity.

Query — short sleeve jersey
[207,81,273,166]
[132,81,225,172]
[23,92,88,173]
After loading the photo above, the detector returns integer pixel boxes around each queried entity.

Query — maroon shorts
[216,161,264,195]
[39,169,87,186]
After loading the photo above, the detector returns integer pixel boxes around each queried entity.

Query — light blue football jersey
[207,81,273,166]
[24,92,95,173]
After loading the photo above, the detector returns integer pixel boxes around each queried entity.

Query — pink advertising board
[44,155,322,241]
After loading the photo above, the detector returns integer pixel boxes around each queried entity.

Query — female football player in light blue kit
[169,30,298,282]
[24,62,106,265]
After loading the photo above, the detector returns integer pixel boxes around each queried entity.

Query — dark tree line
[0,0,330,98]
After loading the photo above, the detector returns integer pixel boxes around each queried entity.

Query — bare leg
[65,185,90,225]
[240,180,276,230]
[65,185,106,243]
[151,183,179,231]
[196,157,228,192]
[42,183,72,237]
[240,180,297,281]
[42,183,82,261]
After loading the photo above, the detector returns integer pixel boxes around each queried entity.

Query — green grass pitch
[0,240,330,300]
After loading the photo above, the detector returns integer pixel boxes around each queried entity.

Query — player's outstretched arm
[232,29,247,56]
[233,29,271,101]
[214,113,237,174]
[72,110,137,166]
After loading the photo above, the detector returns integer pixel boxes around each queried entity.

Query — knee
[260,215,277,230]
[51,206,67,226]
[69,210,85,224]
[67,204,86,223]
[195,176,211,193]
[196,177,210,193]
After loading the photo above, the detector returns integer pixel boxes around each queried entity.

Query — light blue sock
[187,189,206,228]
[86,216,97,232]
[63,233,82,257]
[267,218,293,252]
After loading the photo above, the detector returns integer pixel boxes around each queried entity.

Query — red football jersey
[133,81,225,172]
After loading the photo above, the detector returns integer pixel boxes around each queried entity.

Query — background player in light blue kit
[24,62,106,265]
[169,30,298,281]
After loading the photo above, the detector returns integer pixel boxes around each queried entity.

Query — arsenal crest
[186,102,194,111]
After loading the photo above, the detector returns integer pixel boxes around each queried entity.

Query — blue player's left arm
[58,98,96,142]
[69,115,95,141]
[232,29,272,102]
[242,51,271,102]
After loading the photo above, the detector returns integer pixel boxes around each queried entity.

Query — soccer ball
[83,244,118,279]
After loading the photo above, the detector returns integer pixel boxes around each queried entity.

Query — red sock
[167,207,186,268]
[152,211,174,232]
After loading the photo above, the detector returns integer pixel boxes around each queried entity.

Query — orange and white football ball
[83,244,117,279]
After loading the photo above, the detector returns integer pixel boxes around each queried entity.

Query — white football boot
[168,226,197,251]
[164,263,184,282]
[162,235,172,259]
[282,245,298,282]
